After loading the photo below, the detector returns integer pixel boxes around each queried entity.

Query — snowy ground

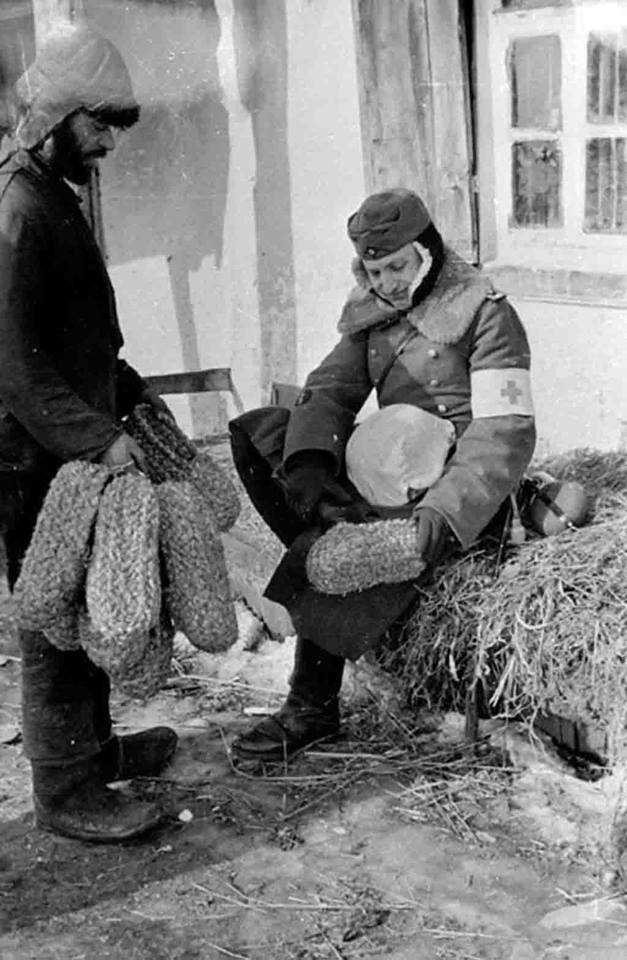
[1,592,627,959]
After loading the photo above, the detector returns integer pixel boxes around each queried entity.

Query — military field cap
[14,21,139,149]
[347,188,432,260]
[346,403,455,508]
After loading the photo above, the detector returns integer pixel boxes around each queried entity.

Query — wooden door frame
[350,0,479,263]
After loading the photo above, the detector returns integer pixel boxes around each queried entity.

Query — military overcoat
[283,250,536,547]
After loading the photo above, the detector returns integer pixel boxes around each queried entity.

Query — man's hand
[140,385,175,421]
[99,432,147,473]
[413,506,453,568]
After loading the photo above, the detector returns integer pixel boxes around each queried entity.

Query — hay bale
[13,461,111,646]
[157,480,238,653]
[380,549,496,716]
[381,450,627,766]
[127,404,240,531]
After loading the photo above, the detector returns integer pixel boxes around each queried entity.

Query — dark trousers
[1,473,111,766]
[229,408,420,661]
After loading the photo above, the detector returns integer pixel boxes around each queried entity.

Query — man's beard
[46,121,103,186]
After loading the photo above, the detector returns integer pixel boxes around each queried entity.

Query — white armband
[470,367,534,418]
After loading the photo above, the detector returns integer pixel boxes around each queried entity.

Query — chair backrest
[144,367,244,415]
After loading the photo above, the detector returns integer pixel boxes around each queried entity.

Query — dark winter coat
[0,149,145,476]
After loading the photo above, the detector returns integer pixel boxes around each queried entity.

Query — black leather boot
[231,636,344,763]
[99,727,178,782]
[33,758,166,843]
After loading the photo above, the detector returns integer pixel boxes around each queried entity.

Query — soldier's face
[362,243,423,309]
[52,110,116,185]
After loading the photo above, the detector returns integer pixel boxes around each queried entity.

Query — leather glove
[318,498,379,527]
[412,506,454,568]
[284,451,337,522]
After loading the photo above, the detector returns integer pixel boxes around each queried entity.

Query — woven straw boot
[33,758,166,843]
[231,636,344,763]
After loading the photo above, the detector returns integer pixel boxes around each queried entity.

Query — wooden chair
[144,367,245,416]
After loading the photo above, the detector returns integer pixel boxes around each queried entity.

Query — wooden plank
[426,0,476,260]
[351,0,476,260]
[474,0,498,262]
[144,368,245,414]
[351,0,434,209]
[145,368,233,395]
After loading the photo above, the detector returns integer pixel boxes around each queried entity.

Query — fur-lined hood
[337,248,499,345]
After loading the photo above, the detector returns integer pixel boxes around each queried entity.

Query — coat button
[370,348,377,356]
[437,403,448,413]
[428,348,439,358]
[429,378,440,387]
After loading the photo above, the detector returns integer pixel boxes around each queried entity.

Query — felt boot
[231,636,344,763]
[33,758,166,843]
[99,727,178,782]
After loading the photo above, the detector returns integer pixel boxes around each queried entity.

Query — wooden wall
[351,0,477,262]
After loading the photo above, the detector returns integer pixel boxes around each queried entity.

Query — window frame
[488,0,627,273]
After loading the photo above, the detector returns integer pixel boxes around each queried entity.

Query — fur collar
[338,248,496,345]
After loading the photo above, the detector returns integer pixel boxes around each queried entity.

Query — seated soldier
[229,187,536,765]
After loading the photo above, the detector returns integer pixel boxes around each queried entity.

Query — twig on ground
[166,673,285,697]
[191,880,415,915]
[318,928,345,960]
[204,943,250,960]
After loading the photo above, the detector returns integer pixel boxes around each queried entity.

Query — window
[488,1,627,271]
[585,31,627,232]
[509,34,562,227]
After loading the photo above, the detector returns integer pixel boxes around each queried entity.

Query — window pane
[587,31,627,124]
[512,140,562,227]
[509,35,561,130]
[620,36,627,122]
[585,137,627,233]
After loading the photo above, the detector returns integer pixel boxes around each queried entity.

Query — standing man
[0,21,177,842]
[229,187,536,765]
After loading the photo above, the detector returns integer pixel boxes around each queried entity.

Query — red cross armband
[470,368,534,418]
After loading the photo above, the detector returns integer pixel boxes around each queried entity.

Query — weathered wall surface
[83,0,363,436]
[285,0,366,385]
[22,0,625,455]
[512,298,627,455]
